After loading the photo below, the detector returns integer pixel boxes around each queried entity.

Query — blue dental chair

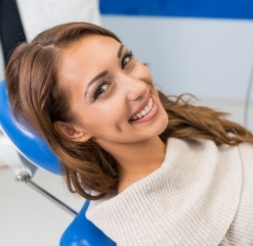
[0,79,115,246]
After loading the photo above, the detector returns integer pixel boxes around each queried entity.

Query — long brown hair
[6,22,253,200]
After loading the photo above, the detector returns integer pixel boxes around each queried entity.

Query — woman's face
[57,34,168,151]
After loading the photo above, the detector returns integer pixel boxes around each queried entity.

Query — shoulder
[168,138,252,168]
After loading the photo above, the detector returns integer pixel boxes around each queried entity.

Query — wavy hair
[6,22,253,200]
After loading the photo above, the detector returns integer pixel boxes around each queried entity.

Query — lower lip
[129,97,159,124]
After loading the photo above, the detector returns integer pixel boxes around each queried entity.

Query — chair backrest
[0,79,116,246]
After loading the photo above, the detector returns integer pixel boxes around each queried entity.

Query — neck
[101,137,166,193]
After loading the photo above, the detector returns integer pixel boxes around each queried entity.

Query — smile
[129,98,154,122]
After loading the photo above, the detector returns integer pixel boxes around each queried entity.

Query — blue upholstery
[0,80,61,174]
[0,80,116,246]
[61,200,116,246]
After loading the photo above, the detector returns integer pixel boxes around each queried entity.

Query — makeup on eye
[90,81,111,103]
[85,48,133,98]
[121,50,134,69]
[90,50,134,102]
[84,70,108,99]
[87,49,134,103]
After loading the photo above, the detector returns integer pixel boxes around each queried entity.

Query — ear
[53,121,92,142]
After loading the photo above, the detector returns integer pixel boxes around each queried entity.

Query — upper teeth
[131,98,154,121]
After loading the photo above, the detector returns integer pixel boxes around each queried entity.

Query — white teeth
[130,98,154,121]
[141,109,146,116]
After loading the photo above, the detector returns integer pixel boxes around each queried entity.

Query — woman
[6,22,253,245]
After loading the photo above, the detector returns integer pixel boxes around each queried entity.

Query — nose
[117,73,148,102]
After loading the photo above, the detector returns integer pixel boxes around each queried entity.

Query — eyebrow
[117,44,124,58]
[84,70,108,98]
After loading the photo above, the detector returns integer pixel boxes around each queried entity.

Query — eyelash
[90,50,134,102]
[91,82,110,102]
[121,50,134,69]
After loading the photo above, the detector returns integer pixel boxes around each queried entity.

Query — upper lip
[129,94,151,120]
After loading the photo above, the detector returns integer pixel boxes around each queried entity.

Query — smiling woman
[5,22,253,245]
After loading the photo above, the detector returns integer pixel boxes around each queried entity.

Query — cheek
[156,100,169,133]
[161,110,169,131]
[83,103,124,128]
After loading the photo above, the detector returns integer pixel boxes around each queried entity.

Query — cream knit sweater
[86,138,253,245]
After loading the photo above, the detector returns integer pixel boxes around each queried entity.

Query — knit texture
[86,138,253,245]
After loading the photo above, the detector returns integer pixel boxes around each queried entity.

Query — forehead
[58,34,121,75]
[59,34,120,66]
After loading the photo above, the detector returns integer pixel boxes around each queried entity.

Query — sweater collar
[87,138,242,245]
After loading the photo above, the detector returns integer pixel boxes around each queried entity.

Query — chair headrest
[0,80,61,174]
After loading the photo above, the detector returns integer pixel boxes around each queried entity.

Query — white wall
[101,15,253,129]
[101,16,253,100]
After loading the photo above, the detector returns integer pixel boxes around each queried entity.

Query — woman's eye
[121,50,134,69]
[93,83,109,101]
